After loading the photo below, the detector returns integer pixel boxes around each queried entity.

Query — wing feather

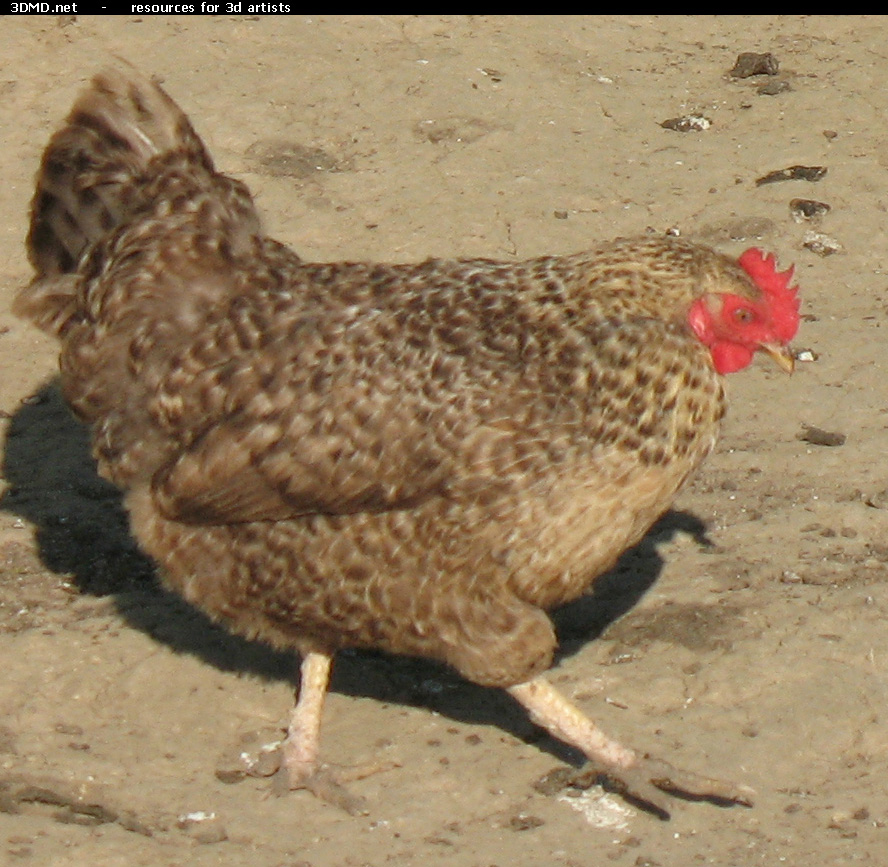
[149,289,516,524]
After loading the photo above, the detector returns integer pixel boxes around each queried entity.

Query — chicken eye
[733,307,756,324]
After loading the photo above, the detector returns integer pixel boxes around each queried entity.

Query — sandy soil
[1,14,888,867]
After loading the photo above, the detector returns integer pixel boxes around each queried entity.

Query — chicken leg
[276,651,401,815]
[508,675,755,818]
[280,651,332,785]
[274,651,369,815]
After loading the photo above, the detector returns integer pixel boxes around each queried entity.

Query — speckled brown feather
[16,70,762,692]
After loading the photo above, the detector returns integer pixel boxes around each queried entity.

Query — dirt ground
[1,14,888,867]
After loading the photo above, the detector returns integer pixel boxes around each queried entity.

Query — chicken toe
[509,675,754,818]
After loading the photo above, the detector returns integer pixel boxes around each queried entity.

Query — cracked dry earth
[2,14,888,867]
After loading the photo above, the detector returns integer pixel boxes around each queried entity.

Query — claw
[554,755,755,820]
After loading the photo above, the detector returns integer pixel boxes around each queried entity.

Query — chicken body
[120,248,727,690]
[16,69,797,815]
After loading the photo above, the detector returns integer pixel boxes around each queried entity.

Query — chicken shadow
[1,380,714,764]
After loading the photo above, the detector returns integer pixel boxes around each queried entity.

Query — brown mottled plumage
[15,69,799,817]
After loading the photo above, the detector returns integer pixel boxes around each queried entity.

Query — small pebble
[177,811,228,845]
[757,79,791,96]
[756,165,827,186]
[215,726,285,783]
[533,766,577,796]
[660,115,711,132]
[730,52,780,78]
[790,199,830,222]
[508,813,545,831]
[802,231,842,257]
[865,489,888,510]
[798,424,846,447]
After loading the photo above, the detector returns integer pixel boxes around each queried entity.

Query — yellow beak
[761,343,795,374]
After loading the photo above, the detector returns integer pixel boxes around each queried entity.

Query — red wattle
[710,341,754,374]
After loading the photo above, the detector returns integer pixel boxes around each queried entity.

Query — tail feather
[15,67,259,339]
[26,68,213,279]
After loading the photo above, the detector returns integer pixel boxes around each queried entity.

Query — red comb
[738,248,800,342]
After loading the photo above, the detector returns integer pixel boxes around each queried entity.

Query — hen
[15,69,800,816]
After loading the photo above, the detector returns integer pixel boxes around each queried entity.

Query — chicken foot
[274,651,395,815]
[507,675,755,819]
